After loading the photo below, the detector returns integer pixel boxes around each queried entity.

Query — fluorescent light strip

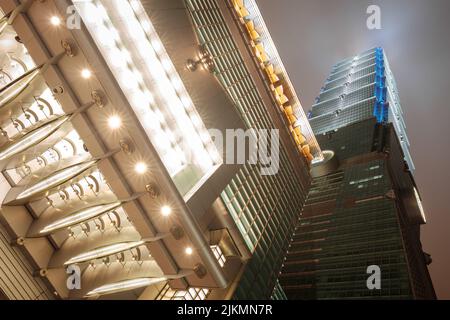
[17,160,97,200]
[0,68,41,107]
[40,202,122,235]
[0,18,7,35]
[85,277,167,297]
[64,240,145,265]
[0,115,70,161]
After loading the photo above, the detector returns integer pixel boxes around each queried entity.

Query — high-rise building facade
[279,48,435,299]
[0,0,319,300]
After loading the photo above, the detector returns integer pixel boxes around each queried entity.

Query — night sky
[256,0,450,299]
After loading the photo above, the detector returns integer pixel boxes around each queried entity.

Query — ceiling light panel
[74,0,222,195]
[16,160,97,200]
[0,115,70,162]
[85,277,167,297]
[39,202,122,235]
[64,240,145,265]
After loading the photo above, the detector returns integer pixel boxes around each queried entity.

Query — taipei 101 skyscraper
[279,48,436,299]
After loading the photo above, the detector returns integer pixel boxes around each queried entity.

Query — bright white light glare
[81,69,92,79]
[50,16,61,26]
[185,247,193,255]
[85,277,167,297]
[40,202,121,235]
[17,160,97,200]
[161,205,172,217]
[134,162,148,174]
[65,241,145,265]
[107,115,122,129]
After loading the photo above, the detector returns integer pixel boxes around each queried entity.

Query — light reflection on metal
[0,115,70,162]
[64,240,146,265]
[85,277,167,297]
[0,67,41,108]
[39,202,122,235]
[16,160,97,200]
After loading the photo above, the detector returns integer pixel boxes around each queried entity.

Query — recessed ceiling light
[81,68,92,79]
[185,247,193,255]
[161,205,172,217]
[134,162,148,174]
[85,277,167,297]
[50,16,61,26]
[108,115,122,129]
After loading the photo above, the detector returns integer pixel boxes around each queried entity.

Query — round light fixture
[81,69,92,79]
[108,115,122,130]
[134,162,148,174]
[161,205,172,217]
[50,16,61,26]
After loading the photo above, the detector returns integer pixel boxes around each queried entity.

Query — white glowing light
[107,115,122,129]
[40,202,121,235]
[17,160,97,200]
[0,116,69,162]
[85,277,167,297]
[74,0,221,184]
[81,69,92,79]
[0,68,41,108]
[185,247,193,255]
[134,162,148,174]
[50,16,61,26]
[161,205,172,217]
[65,241,145,265]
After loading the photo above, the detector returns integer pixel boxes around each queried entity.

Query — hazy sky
[256,0,450,299]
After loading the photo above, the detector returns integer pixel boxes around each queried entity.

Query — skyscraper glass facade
[279,48,435,299]
[186,0,309,299]
[309,47,414,172]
